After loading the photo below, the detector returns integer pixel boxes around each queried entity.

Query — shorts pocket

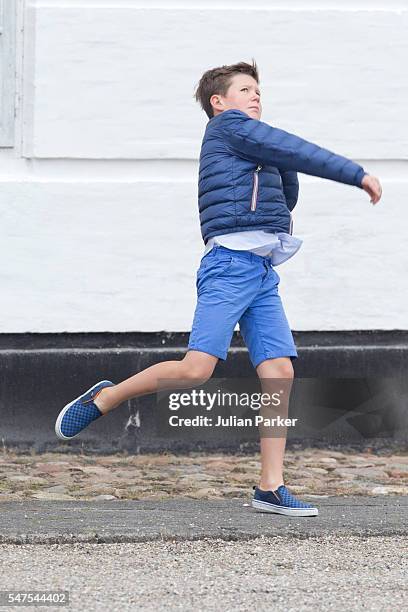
[196,255,235,292]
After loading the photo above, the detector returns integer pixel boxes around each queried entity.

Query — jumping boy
[55,60,382,517]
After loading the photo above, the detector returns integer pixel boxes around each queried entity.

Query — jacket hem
[203,225,289,243]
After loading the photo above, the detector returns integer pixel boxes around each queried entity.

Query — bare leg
[255,357,294,491]
[93,350,219,415]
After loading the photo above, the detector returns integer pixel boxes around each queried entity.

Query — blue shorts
[187,245,298,369]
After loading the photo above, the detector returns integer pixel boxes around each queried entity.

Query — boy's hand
[361,174,382,205]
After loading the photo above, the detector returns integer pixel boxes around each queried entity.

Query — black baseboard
[0,331,407,453]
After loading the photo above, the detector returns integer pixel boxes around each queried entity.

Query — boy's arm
[220,109,367,188]
[278,169,299,211]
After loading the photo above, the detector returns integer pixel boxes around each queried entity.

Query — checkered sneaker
[55,380,115,440]
[252,485,318,517]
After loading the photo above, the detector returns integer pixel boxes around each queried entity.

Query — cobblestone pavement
[0,448,407,502]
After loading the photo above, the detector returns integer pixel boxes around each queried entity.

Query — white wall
[0,0,407,332]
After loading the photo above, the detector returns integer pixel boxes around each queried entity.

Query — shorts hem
[187,345,227,361]
[253,352,298,369]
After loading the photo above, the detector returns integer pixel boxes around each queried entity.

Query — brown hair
[194,59,260,119]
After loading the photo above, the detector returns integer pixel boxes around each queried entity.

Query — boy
[55,60,382,517]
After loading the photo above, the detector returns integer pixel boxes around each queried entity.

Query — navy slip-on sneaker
[252,485,318,517]
[55,380,115,440]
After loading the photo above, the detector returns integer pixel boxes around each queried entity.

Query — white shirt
[203,230,303,266]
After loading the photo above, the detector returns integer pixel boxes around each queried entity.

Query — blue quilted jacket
[198,109,367,244]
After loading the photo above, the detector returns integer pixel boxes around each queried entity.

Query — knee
[277,360,294,379]
[179,362,214,385]
[257,357,294,379]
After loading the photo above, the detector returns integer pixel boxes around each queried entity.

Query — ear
[210,94,223,113]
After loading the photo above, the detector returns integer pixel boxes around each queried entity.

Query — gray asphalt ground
[0,537,406,611]
[0,497,406,611]
[0,496,406,543]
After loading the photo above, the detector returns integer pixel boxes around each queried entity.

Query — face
[210,73,262,120]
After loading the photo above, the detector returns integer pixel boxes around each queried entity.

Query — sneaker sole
[55,380,111,440]
[252,498,318,517]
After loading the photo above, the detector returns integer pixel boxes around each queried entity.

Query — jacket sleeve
[278,169,299,211]
[219,109,367,189]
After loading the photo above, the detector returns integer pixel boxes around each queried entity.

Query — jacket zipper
[250,165,262,211]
